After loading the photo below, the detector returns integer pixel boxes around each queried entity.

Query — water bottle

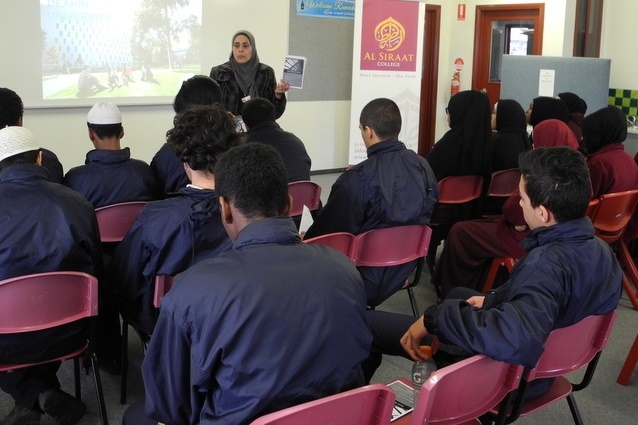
[411,346,437,408]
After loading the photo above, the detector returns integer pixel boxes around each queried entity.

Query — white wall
[11,1,351,172]
[600,2,638,90]
[8,1,636,172]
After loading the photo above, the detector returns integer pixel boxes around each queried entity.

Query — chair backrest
[355,225,432,267]
[250,383,395,425]
[585,198,599,220]
[152,275,175,308]
[412,355,523,425]
[0,272,98,334]
[288,181,322,217]
[95,201,147,243]
[437,175,485,204]
[525,311,616,381]
[487,168,521,198]
[590,189,638,244]
[304,232,357,264]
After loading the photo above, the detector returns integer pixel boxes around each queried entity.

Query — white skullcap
[0,126,40,162]
[87,101,122,125]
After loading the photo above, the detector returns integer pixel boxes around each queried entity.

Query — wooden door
[418,4,440,157]
[472,4,544,109]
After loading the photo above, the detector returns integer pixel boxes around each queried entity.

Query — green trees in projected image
[130,0,201,70]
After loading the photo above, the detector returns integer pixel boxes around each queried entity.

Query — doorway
[472,4,544,108]
[418,4,441,156]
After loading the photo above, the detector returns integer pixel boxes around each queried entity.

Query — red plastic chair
[249,383,395,425]
[437,175,485,204]
[489,311,616,425]
[482,257,517,293]
[95,201,147,242]
[392,355,522,425]
[288,181,322,217]
[355,224,432,316]
[590,189,638,310]
[427,175,485,281]
[487,168,521,198]
[121,274,175,404]
[0,272,108,425]
[304,232,357,264]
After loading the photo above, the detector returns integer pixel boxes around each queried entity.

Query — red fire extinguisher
[451,71,461,96]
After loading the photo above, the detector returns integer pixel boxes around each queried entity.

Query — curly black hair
[166,104,242,174]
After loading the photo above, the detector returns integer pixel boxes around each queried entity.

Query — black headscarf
[529,96,570,126]
[446,90,492,176]
[495,99,528,134]
[581,106,627,154]
[557,92,588,114]
[229,30,260,98]
[491,99,532,170]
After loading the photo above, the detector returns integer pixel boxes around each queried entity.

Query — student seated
[123,143,371,425]
[110,104,240,335]
[364,147,622,402]
[64,101,156,208]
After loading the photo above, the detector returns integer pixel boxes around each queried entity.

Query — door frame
[418,4,441,157]
[472,4,544,108]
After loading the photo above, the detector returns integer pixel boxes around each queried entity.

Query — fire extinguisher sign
[451,58,464,96]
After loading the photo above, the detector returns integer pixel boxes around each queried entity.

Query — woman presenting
[210,30,289,119]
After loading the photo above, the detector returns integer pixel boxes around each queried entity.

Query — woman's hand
[275,80,290,99]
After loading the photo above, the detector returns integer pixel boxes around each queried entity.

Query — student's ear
[119,127,125,139]
[538,204,552,224]
[88,128,95,142]
[282,194,293,216]
[219,196,233,225]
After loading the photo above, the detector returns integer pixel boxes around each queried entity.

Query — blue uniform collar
[366,138,406,157]
[233,216,301,250]
[521,216,594,252]
[85,147,131,165]
[0,163,50,182]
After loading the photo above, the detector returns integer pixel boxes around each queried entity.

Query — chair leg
[73,358,81,400]
[120,318,129,405]
[407,287,419,317]
[617,240,638,310]
[566,394,584,425]
[90,352,110,425]
[617,333,638,385]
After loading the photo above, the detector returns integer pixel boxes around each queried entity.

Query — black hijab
[446,90,492,176]
[557,92,588,114]
[529,96,570,126]
[581,106,627,154]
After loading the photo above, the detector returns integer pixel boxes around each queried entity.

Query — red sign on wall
[458,3,466,21]
[360,0,419,72]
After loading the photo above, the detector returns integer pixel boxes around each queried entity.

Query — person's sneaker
[0,404,41,425]
[37,389,86,425]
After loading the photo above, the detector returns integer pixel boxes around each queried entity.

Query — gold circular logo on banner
[374,17,405,52]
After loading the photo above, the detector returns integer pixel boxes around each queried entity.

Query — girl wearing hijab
[526,96,570,128]
[432,119,581,298]
[557,92,588,142]
[425,90,492,268]
[210,30,289,119]
[582,106,638,198]
[427,90,492,180]
[491,99,532,171]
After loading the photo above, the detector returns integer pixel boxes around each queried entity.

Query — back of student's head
[0,126,40,171]
[0,87,24,127]
[214,143,289,219]
[242,98,276,129]
[519,146,590,222]
[87,101,123,139]
[359,98,401,140]
[166,104,241,174]
[173,75,223,113]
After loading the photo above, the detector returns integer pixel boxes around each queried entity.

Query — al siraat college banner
[348,0,425,165]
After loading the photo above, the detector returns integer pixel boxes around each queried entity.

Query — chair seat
[0,342,88,372]
[519,377,573,417]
